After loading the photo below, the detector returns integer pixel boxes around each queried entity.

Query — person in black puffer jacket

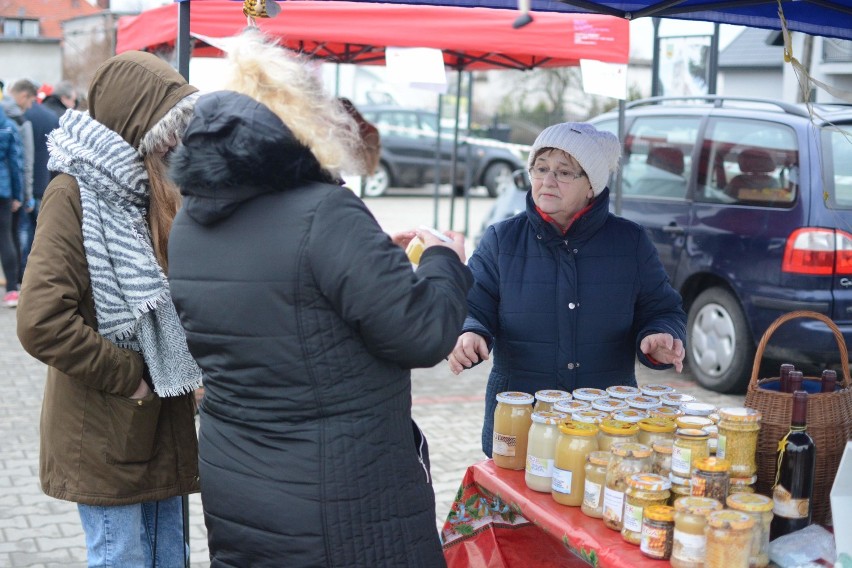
[167,29,471,568]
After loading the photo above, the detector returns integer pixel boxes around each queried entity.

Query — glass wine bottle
[770,390,816,540]
[821,369,837,393]
[788,370,803,394]
[779,363,795,392]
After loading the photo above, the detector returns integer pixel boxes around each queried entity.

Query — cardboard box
[830,440,852,559]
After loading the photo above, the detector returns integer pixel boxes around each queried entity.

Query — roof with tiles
[0,0,103,39]
[719,27,785,69]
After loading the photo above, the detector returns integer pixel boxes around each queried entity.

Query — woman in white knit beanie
[447,121,688,459]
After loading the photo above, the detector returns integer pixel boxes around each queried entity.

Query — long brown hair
[144,152,181,273]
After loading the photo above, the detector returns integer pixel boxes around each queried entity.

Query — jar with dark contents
[690,457,730,503]
[640,504,675,560]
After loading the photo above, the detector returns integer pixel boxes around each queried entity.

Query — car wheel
[686,287,754,393]
[363,163,391,197]
[483,162,514,198]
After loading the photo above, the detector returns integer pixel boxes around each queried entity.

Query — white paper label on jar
[583,479,602,508]
[716,434,727,459]
[602,488,625,523]
[671,445,692,476]
[673,528,707,564]
[526,454,553,478]
[550,467,574,493]
[623,502,644,533]
[493,432,517,457]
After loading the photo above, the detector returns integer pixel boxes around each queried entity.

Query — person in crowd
[448,122,687,456]
[41,80,77,119]
[0,101,23,308]
[20,89,59,281]
[16,52,202,566]
[167,29,471,567]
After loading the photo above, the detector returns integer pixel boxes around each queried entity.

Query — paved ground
[0,191,745,567]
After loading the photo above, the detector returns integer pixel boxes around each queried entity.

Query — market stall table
[441,460,664,567]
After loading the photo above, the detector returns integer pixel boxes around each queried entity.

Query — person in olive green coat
[16,52,201,567]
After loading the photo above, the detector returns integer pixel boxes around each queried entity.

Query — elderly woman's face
[530,149,594,228]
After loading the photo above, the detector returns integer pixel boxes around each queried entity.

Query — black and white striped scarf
[47,110,202,397]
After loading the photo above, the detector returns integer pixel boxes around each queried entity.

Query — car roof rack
[626,95,810,118]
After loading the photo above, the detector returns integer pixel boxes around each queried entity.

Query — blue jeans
[78,496,186,568]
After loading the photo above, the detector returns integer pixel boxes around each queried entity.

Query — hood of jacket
[0,97,24,121]
[87,51,197,150]
[169,90,335,225]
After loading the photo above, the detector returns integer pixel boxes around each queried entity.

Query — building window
[2,18,40,38]
[823,38,852,63]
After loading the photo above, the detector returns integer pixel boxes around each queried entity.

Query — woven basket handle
[748,310,851,391]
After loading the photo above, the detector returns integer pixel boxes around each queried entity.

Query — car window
[696,118,798,208]
[621,116,699,199]
[822,125,852,209]
[373,111,421,139]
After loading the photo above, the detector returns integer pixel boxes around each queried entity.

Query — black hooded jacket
[168,91,471,567]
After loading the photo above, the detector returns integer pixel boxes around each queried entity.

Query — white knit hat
[526,122,621,196]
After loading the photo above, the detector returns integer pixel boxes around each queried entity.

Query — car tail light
[782,228,852,275]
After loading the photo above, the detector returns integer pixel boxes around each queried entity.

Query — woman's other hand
[391,230,417,249]
[420,229,467,263]
[640,333,685,373]
[448,332,489,374]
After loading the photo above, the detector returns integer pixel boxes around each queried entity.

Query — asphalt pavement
[0,190,745,567]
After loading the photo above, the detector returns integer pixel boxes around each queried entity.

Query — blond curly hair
[220,29,364,178]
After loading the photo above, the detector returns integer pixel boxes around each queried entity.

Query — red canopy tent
[115,0,629,70]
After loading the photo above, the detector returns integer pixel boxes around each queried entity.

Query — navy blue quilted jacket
[466,189,686,456]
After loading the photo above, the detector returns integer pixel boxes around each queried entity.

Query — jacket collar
[525,187,611,244]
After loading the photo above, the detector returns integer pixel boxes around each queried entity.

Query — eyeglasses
[529,165,587,183]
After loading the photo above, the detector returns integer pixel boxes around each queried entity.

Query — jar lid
[673,496,723,515]
[640,384,675,397]
[625,395,662,410]
[644,505,675,522]
[669,472,691,487]
[638,417,676,433]
[535,389,572,403]
[708,412,720,424]
[676,416,713,429]
[694,457,731,473]
[554,399,591,413]
[628,473,671,491]
[599,418,640,435]
[649,406,683,419]
[707,510,755,530]
[496,391,535,405]
[606,385,641,399]
[659,392,695,406]
[680,402,716,416]
[531,410,568,425]
[591,398,629,412]
[611,409,649,423]
[558,420,598,436]
[572,387,609,401]
[572,409,609,424]
[729,475,758,486]
[676,428,709,439]
[587,450,611,466]
[719,407,762,423]
[611,442,652,458]
[726,493,773,512]
[652,439,674,454]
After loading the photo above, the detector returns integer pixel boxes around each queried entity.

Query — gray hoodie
[1,97,33,204]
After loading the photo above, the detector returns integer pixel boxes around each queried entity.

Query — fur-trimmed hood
[169,91,335,225]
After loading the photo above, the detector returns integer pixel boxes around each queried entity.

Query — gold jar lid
[628,473,671,491]
[644,505,675,522]
[531,411,568,425]
[726,493,773,512]
[638,417,676,433]
[599,418,640,435]
[673,496,723,515]
[535,389,572,403]
[611,442,652,458]
[676,416,713,429]
[559,420,598,436]
[496,391,534,405]
[719,407,762,423]
[652,439,674,454]
[694,457,731,473]
[587,450,611,466]
[707,509,755,530]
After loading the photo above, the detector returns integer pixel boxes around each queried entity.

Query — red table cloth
[441,460,665,568]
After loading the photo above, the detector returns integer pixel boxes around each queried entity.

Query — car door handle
[662,223,685,235]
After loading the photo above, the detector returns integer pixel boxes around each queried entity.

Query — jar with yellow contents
[671,428,709,478]
[551,421,599,505]
[492,392,534,470]
[671,496,723,568]
[524,410,568,492]
[622,473,671,545]
[581,450,610,518]
[726,493,773,568]
[704,510,755,568]
[690,456,730,503]
[602,442,652,531]
[637,417,676,447]
[534,390,571,413]
[717,407,761,478]
[597,419,639,451]
[640,504,675,560]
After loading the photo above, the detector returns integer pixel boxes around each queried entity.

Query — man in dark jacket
[40,80,77,119]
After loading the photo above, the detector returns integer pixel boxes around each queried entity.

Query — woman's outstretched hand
[640,333,685,373]
[448,332,489,374]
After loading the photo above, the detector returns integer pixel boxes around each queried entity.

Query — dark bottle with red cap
[770,390,816,540]
[821,369,837,393]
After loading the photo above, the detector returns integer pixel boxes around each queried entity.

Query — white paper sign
[580,59,628,100]
[385,47,448,94]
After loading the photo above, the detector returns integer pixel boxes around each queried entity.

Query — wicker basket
[743,310,852,526]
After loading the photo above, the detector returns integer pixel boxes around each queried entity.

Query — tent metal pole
[448,71,463,230]
[651,17,661,97]
[177,0,190,81]
[433,93,443,228]
[463,71,474,236]
[708,23,720,94]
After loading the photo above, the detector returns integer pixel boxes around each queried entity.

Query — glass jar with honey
[597,419,639,451]
[582,450,610,519]
[551,420,599,505]
[622,473,671,545]
[603,442,652,531]
[492,391,534,470]
[534,390,571,412]
[524,410,567,492]
[671,496,723,568]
